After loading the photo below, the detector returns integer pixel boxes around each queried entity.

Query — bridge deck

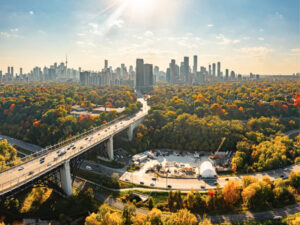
[0,98,149,196]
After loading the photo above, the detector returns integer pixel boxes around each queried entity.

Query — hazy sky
[0,0,299,74]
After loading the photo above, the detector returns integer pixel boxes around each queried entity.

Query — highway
[0,134,42,152]
[0,98,150,195]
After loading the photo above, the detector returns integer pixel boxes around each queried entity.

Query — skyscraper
[209,65,211,76]
[193,55,198,74]
[104,60,108,70]
[144,64,153,91]
[136,59,144,92]
[20,68,23,76]
[170,59,176,84]
[7,67,10,75]
[212,63,216,77]
[184,56,189,84]
[217,62,221,77]
[11,67,14,77]
[225,69,229,80]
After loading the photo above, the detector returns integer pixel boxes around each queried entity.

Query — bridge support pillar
[107,136,114,161]
[127,124,134,141]
[60,160,73,196]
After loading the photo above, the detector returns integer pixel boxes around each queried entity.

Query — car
[225,178,229,181]
[98,133,100,135]
[284,168,288,171]
[67,147,71,150]
[85,165,92,170]
[201,185,205,189]
[167,185,172,189]
[85,137,88,140]
[280,175,284,178]
[214,182,218,186]
[140,181,144,185]
[150,183,155,186]
[53,157,58,161]
[72,146,76,150]
[274,216,282,220]
[40,156,45,161]
[58,150,66,156]
[80,146,83,149]
[105,129,107,132]
[125,178,129,182]
[18,166,24,171]
[47,162,52,167]
[152,177,157,181]
[28,171,34,175]
[56,150,60,154]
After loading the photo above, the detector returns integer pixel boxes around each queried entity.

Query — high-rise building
[7,67,10,75]
[212,63,216,77]
[144,64,153,91]
[193,55,198,73]
[208,65,211,76]
[225,69,229,80]
[20,68,23,76]
[183,56,189,84]
[230,71,235,79]
[136,59,144,92]
[11,67,14,77]
[104,59,108,69]
[166,68,170,83]
[217,62,221,77]
[170,59,176,84]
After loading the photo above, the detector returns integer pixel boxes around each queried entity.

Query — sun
[127,0,156,12]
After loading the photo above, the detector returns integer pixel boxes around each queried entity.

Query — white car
[18,166,24,171]
[85,165,92,170]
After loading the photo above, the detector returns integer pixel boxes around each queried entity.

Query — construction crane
[209,137,226,159]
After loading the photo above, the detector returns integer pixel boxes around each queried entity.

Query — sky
[0,0,299,74]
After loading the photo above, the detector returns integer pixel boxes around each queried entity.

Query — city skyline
[0,0,299,74]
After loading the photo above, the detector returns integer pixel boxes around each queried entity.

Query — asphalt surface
[0,98,149,195]
[0,134,42,152]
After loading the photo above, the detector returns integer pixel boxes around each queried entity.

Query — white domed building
[199,161,216,178]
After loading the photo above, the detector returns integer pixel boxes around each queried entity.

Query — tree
[222,180,242,207]
[122,203,136,225]
[147,208,163,225]
[101,212,123,225]
[148,196,154,210]
[163,208,197,225]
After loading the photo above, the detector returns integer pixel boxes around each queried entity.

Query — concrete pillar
[127,124,134,141]
[107,136,114,160]
[60,160,73,196]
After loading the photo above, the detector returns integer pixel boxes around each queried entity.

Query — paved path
[285,129,300,136]
[0,135,42,152]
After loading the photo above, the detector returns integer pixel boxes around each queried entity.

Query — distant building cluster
[166,55,260,84]
[0,57,80,82]
[79,60,135,88]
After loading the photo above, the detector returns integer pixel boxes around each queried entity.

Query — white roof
[200,161,216,178]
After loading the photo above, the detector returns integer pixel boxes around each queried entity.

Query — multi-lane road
[0,98,149,195]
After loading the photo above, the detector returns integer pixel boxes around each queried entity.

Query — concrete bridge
[0,98,149,197]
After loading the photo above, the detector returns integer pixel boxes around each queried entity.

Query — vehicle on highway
[18,166,24,171]
[40,157,45,164]
[85,137,88,140]
[150,183,155,186]
[125,178,129,182]
[152,177,157,181]
[280,175,284,178]
[72,146,76,150]
[201,185,205,189]
[28,171,34,175]
[67,147,71,150]
[53,157,58,161]
[167,185,172,189]
[58,150,66,156]
[214,182,218,186]
[140,181,144,185]
[225,178,229,181]
[80,146,83,149]
[274,216,283,220]
[85,165,92,170]
[47,162,52,167]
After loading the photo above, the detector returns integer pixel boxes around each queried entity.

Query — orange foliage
[9,103,15,111]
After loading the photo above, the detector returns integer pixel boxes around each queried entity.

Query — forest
[133,79,300,172]
[0,84,140,147]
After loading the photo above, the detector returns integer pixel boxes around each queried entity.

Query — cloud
[10,28,18,33]
[109,19,124,28]
[0,28,19,38]
[207,24,214,27]
[216,34,240,45]
[0,32,10,38]
[290,48,300,56]
[275,12,283,19]
[258,37,264,41]
[144,31,154,37]
[29,11,34,15]
[237,46,273,57]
